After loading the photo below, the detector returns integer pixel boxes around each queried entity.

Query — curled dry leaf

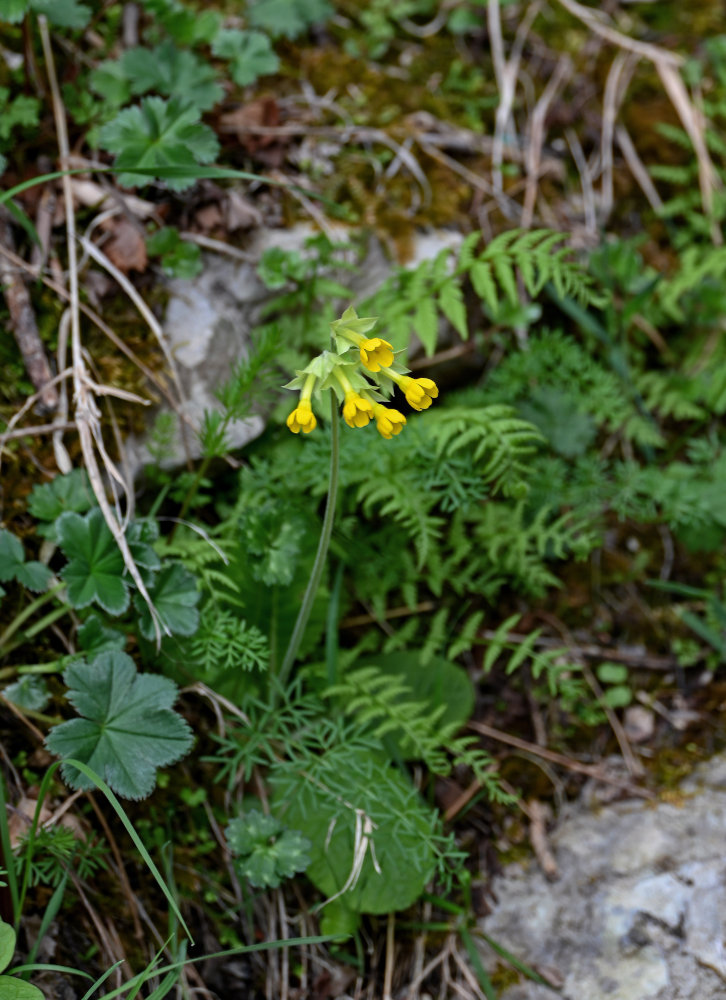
[99,216,148,274]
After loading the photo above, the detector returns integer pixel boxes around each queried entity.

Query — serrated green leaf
[0,0,28,24]
[227,810,311,888]
[77,614,126,655]
[26,0,91,28]
[3,675,50,712]
[211,29,280,87]
[0,529,50,592]
[438,280,468,339]
[147,227,202,278]
[0,919,15,973]
[247,0,333,39]
[119,41,223,111]
[14,560,52,592]
[57,509,129,615]
[0,530,25,583]
[0,975,45,1000]
[133,562,200,640]
[0,90,40,141]
[97,96,219,191]
[89,60,132,106]
[46,651,193,799]
[28,469,93,539]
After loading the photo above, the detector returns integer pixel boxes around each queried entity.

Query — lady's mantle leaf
[97,96,220,190]
[211,30,279,87]
[46,651,193,800]
[27,469,93,540]
[56,509,128,614]
[226,810,311,888]
[0,529,51,592]
[133,562,200,639]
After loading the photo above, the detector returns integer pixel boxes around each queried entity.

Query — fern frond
[425,405,542,497]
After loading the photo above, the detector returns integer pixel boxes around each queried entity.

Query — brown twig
[0,211,59,413]
[468,719,653,798]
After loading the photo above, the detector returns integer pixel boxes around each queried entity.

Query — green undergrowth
[4,1,726,997]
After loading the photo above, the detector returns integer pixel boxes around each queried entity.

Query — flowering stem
[276,391,340,697]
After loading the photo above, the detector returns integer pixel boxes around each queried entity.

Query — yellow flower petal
[360,337,394,373]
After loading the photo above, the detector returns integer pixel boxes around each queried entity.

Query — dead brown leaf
[99,216,148,274]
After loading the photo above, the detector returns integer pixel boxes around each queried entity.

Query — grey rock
[479,753,726,1000]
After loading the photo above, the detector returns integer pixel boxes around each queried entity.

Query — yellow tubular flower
[286,374,317,434]
[359,337,394,373]
[373,403,406,439]
[342,391,373,428]
[286,399,317,434]
[399,376,439,411]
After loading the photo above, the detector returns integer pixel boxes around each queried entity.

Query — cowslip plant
[284,306,439,439]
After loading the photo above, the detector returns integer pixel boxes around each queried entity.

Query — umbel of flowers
[285,307,438,439]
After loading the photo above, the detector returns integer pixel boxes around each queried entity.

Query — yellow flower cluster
[285,308,438,439]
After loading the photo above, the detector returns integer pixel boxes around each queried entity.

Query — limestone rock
[479,753,726,1000]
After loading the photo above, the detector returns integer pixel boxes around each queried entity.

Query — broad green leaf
[357,651,474,733]
[97,96,219,191]
[0,529,51,592]
[0,919,15,973]
[133,562,200,640]
[57,509,129,615]
[30,0,90,27]
[2,0,90,27]
[596,662,629,685]
[119,41,223,111]
[3,675,50,712]
[211,29,279,87]
[28,469,93,539]
[247,0,333,39]
[0,975,45,1000]
[227,809,311,888]
[46,651,193,799]
[0,0,28,23]
[272,745,436,915]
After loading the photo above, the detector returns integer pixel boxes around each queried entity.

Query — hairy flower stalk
[277,392,339,698]
[286,373,317,433]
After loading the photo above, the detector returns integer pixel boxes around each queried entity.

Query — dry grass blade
[522,55,573,229]
[488,0,542,214]
[554,0,721,237]
[38,16,164,643]
[600,52,637,223]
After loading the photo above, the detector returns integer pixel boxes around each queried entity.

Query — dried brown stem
[0,211,59,413]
